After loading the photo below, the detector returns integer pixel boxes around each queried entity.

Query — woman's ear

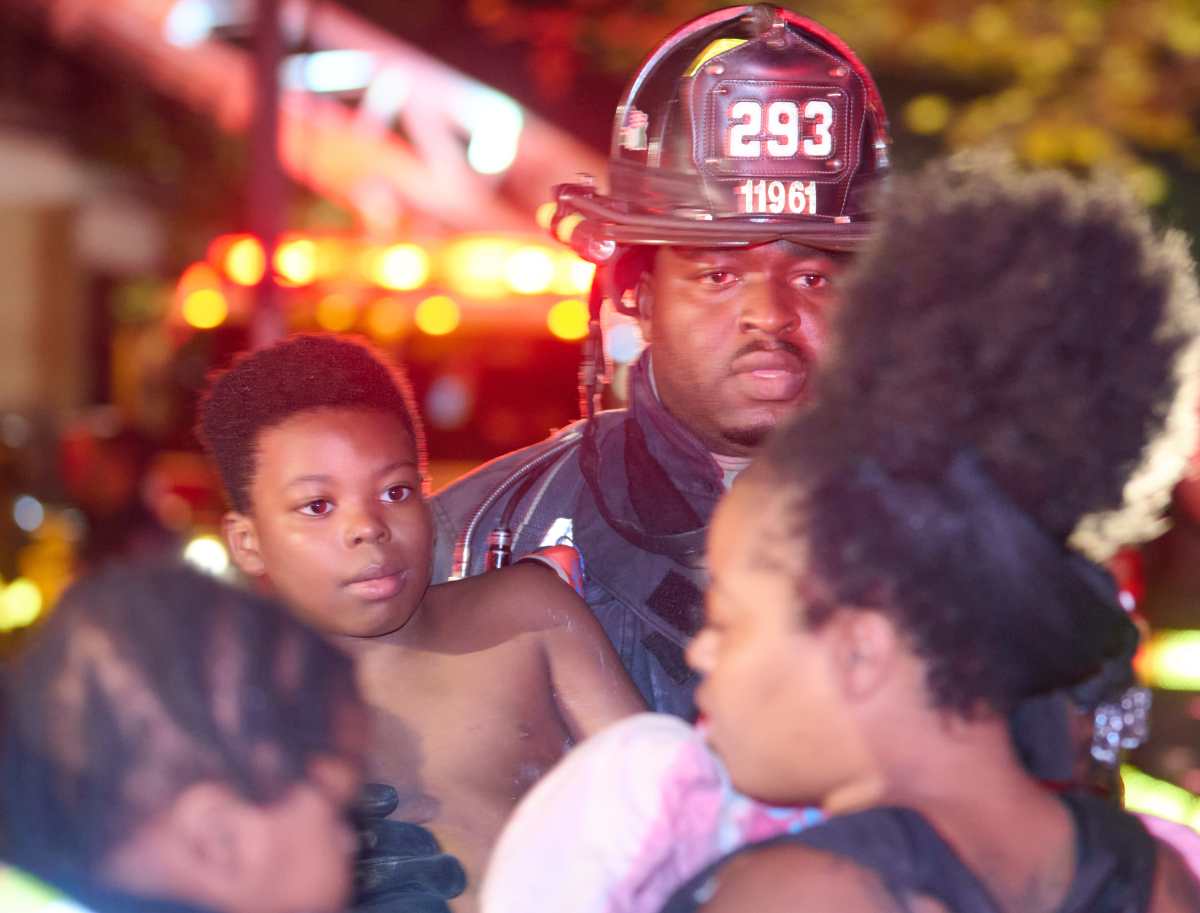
[831,609,899,702]
[223,511,266,578]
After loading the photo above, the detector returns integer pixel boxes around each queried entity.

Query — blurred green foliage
[468,0,1200,208]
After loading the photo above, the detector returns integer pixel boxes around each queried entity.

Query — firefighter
[432,4,891,718]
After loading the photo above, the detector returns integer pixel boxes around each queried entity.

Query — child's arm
[541,579,648,739]
[500,562,647,739]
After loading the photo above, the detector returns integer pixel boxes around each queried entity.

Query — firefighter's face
[637,241,845,456]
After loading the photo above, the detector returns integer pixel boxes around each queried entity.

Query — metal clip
[486,527,513,571]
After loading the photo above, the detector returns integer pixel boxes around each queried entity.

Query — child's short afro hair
[198,334,424,513]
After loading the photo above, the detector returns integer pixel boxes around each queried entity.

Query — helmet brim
[556,184,873,258]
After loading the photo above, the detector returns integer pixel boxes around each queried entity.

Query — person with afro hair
[479,158,1200,913]
[665,158,1200,911]
[198,334,645,913]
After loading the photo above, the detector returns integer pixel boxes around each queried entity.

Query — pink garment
[480,713,817,913]
[1138,812,1200,883]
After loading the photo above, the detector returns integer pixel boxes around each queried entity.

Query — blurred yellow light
[414,295,460,336]
[1020,124,1070,165]
[183,535,230,577]
[1165,16,1200,57]
[178,261,221,295]
[1122,765,1200,827]
[505,246,556,294]
[992,88,1034,126]
[535,201,557,230]
[1099,47,1152,105]
[225,236,266,286]
[314,238,349,280]
[1021,35,1074,79]
[0,577,43,631]
[568,256,595,294]
[1140,630,1200,690]
[904,94,952,136]
[554,212,584,244]
[968,4,1011,43]
[1064,8,1102,46]
[315,293,358,332]
[365,297,409,341]
[374,243,430,291]
[1128,165,1169,207]
[547,298,589,341]
[274,237,318,285]
[182,288,229,329]
[444,238,512,299]
[1069,127,1115,166]
[551,253,595,295]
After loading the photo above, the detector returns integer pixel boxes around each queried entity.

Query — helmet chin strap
[579,278,607,422]
[578,414,711,564]
[488,257,708,567]
[577,267,710,564]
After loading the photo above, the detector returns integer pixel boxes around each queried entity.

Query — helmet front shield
[552,4,890,261]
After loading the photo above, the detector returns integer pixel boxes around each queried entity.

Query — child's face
[235,407,432,638]
[243,753,362,913]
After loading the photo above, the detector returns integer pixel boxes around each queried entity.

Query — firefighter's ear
[635,276,654,343]
[222,511,265,578]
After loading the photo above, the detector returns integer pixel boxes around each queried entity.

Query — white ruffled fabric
[481,713,817,913]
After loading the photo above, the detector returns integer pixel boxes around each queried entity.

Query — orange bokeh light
[373,243,429,291]
[182,288,229,329]
[504,245,555,295]
[225,236,266,286]
[547,298,589,341]
[443,237,511,299]
[365,297,409,340]
[274,236,318,286]
[178,261,221,295]
[414,295,460,336]
[550,252,595,295]
[315,293,358,332]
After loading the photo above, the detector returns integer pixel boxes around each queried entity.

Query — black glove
[351,784,467,913]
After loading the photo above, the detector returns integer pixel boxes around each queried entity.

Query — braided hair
[0,562,363,879]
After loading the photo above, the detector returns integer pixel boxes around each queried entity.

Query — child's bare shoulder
[423,563,645,737]
[424,563,588,638]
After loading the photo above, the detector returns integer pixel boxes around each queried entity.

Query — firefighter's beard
[721,425,772,450]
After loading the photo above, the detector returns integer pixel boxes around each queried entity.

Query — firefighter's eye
[697,270,738,289]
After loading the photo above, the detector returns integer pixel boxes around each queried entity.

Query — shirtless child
[198,334,646,913]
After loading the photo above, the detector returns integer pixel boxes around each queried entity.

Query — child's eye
[381,485,413,504]
[298,499,333,517]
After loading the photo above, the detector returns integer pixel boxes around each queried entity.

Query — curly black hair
[761,157,1200,715]
[198,334,424,513]
[0,562,362,879]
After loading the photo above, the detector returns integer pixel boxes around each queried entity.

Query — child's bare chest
[356,636,570,819]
